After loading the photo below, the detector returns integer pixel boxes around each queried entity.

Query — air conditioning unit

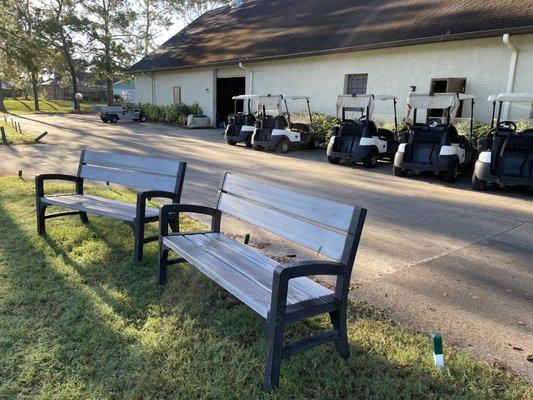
[187,114,210,128]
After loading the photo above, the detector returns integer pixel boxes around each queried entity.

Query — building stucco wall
[134,33,533,125]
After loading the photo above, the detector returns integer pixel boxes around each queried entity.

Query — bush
[311,113,339,144]
[128,102,203,125]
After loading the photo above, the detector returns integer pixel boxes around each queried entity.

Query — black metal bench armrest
[275,261,346,280]
[269,261,346,319]
[137,190,180,203]
[35,174,84,197]
[159,204,222,236]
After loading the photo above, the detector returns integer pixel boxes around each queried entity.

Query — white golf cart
[327,94,399,168]
[393,93,475,182]
[252,95,318,153]
[224,94,259,147]
[99,104,146,123]
[472,92,533,190]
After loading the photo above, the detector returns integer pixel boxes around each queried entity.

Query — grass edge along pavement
[0,176,531,399]
[2,99,95,115]
[0,119,36,145]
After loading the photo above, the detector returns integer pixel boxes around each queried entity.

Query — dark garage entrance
[216,77,245,127]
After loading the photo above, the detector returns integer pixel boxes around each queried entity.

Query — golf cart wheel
[442,166,459,183]
[393,166,407,177]
[226,139,237,146]
[308,138,320,150]
[100,117,109,123]
[108,114,119,124]
[276,139,290,154]
[472,173,487,191]
[245,136,253,148]
[363,152,378,168]
[253,145,262,151]
[328,156,341,165]
[139,114,147,122]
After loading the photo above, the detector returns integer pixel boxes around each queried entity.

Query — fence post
[17,121,22,133]
[1,127,7,145]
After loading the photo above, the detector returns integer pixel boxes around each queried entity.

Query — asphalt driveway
[1,113,531,381]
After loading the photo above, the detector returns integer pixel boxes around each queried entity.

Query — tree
[0,0,49,111]
[82,0,135,105]
[39,0,86,110]
[175,0,229,23]
[135,0,176,56]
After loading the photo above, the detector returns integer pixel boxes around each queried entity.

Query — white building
[129,0,533,127]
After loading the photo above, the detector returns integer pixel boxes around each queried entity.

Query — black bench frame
[36,150,186,261]
[158,176,366,390]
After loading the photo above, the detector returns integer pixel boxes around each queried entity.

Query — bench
[35,150,187,261]
[158,173,366,390]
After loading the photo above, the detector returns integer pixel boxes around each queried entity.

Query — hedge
[128,102,203,125]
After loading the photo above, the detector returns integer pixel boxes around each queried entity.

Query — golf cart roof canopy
[407,93,475,122]
[496,92,533,103]
[232,94,260,100]
[336,94,397,120]
[336,94,375,119]
[487,94,499,102]
[282,95,311,100]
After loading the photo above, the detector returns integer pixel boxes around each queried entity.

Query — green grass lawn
[0,120,35,145]
[0,176,530,399]
[2,99,95,115]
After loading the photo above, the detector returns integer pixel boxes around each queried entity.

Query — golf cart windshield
[283,95,312,125]
[258,95,283,117]
[232,94,259,114]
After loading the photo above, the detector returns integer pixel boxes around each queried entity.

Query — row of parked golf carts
[224,92,533,191]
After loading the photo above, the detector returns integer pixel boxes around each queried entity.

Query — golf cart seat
[274,115,290,130]
[245,113,256,126]
[493,131,533,178]
[404,124,458,166]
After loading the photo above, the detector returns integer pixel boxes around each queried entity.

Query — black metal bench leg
[262,321,285,390]
[158,247,169,286]
[37,203,47,236]
[79,212,89,224]
[330,310,350,358]
[133,220,145,262]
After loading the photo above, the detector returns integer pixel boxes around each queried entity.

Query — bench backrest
[78,150,186,193]
[216,173,366,266]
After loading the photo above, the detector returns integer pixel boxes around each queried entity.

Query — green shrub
[128,102,203,125]
[311,113,339,144]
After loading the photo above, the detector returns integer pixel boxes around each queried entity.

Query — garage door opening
[216,77,245,127]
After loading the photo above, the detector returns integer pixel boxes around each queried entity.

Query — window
[120,90,133,101]
[345,74,368,95]
[173,86,182,104]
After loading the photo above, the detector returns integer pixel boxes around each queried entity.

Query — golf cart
[393,93,475,182]
[472,93,533,191]
[327,94,399,168]
[224,94,259,147]
[252,95,319,153]
[99,104,146,123]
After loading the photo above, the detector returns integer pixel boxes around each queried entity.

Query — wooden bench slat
[218,193,349,262]
[83,150,182,177]
[80,165,177,192]
[221,173,357,233]
[42,194,159,221]
[186,233,332,305]
[163,234,273,317]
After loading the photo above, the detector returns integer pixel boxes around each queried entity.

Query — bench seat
[164,232,334,318]
[42,194,159,222]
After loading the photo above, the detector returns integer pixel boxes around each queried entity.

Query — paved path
[1,113,531,381]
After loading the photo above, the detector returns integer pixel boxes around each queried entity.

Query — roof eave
[128,25,533,75]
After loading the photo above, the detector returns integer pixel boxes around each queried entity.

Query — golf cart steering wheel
[358,115,368,123]
[498,121,516,132]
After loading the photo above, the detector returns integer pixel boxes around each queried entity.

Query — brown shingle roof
[129,0,533,73]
